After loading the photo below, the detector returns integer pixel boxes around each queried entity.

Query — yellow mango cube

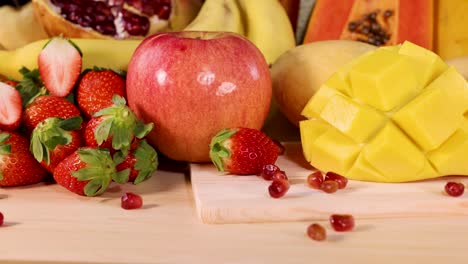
[398,41,448,87]
[349,49,419,111]
[363,122,426,179]
[319,94,387,143]
[392,67,468,151]
[299,119,329,163]
[301,85,345,119]
[308,128,361,176]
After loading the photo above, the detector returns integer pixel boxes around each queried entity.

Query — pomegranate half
[31,0,203,39]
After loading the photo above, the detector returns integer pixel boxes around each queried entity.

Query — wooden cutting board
[190,142,468,224]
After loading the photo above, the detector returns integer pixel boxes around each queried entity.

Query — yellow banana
[184,0,244,35]
[236,0,296,65]
[0,38,140,80]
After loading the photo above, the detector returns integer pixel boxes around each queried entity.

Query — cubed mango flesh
[300,41,468,182]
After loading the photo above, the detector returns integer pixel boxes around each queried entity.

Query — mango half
[300,41,468,182]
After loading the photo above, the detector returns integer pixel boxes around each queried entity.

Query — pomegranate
[445,182,465,197]
[31,0,203,39]
[121,192,143,209]
[307,223,326,241]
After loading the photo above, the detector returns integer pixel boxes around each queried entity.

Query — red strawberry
[0,131,48,187]
[38,37,82,97]
[0,82,22,131]
[83,95,153,152]
[30,116,83,173]
[115,139,158,184]
[209,128,280,175]
[53,147,129,196]
[22,95,81,133]
[76,69,126,118]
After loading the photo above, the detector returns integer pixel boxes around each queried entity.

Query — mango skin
[271,40,376,126]
[300,41,468,183]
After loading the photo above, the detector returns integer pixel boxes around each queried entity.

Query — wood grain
[191,142,468,224]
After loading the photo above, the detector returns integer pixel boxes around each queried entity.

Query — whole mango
[300,41,468,182]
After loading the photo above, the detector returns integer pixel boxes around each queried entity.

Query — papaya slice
[303,0,433,50]
[299,42,468,182]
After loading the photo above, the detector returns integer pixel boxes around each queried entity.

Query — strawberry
[38,37,82,97]
[114,139,159,184]
[209,128,281,175]
[53,147,129,196]
[30,116,83,173]
[83,95,153,152]
[0,82,22,131]
[22,95,81,133]
[0,131,48,187]
[76,68,126,118]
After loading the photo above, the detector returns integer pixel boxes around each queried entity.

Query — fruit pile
[0,37,158,196]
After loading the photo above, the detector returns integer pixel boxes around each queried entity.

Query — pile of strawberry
[0,37,158,197]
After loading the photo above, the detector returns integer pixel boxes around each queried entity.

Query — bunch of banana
[185,0,296,65]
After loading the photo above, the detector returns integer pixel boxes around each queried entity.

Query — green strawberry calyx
[72,148,130,197]
[209,128,238,172]
[0,132,12,180]
[30,116,82,165]
[114,139,159,185]
[93,94,154,152]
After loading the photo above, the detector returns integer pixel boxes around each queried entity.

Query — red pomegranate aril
[307,223,326,241]
[121,192,143,210]
[260,164,280,181]
[271,170,288,181]
[321,180,339,194]
[445,182,465,197]
[330,214,355,232]
[268,179,290,198]
[0,212,3,226]
[306,171,323,189]
[324,172,348,189]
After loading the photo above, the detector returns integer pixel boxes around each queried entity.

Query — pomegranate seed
[121,192,143,210]
[0,212,3,226]
[330,214,355,232]
[271,170,288,181]
[268,179,290,198]
[324,172,348,189]
[306,171,323,189]
[307,223,326,241]
[259,164,280,180]
[445,182,465,197]
[321,180,339,193]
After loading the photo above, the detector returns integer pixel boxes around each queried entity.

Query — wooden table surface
[1,152,468,264]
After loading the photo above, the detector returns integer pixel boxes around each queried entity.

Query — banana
[184,0,244,35]
[236,0,296,65]
[0,38,140,80]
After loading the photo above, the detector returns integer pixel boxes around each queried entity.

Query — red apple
[126,31,272,162]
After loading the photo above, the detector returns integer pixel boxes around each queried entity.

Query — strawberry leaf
[134,121,154,139]
[15,67,47,107]
[133,140,158,185]
[95,118,113,145]
[70,148,117,197]
[112,150,126,165]
[114,168,130,184]
[0,144,11,155]
[84,178,109,197]
[59,116,82,131]
[30,117,80,164]
[209,128,237,172]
